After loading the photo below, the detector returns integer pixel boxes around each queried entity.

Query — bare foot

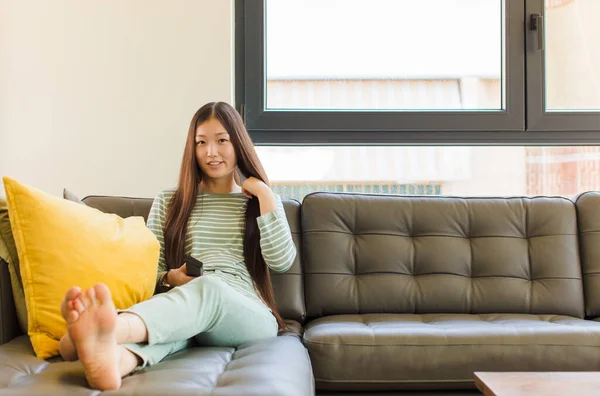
[59,287,81,361]
[66,283,121,390]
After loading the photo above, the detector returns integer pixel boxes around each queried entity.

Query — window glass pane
[265,0,504,111]
[256,146,598,199]
[545,0,600,111]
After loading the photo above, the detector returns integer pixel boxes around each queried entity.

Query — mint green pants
[121,275,278,368]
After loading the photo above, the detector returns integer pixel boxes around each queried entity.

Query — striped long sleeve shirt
[147,189,296,309]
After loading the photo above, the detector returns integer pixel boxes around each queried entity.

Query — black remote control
[184,255,204,277]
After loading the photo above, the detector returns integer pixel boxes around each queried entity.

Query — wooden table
[475,372,600,395]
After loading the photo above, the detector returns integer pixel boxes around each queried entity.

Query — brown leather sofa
[3,191,600,395]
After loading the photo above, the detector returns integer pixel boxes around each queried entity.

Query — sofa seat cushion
[304,313,600,392]
[0,335,314,395]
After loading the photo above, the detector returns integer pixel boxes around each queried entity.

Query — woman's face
[195,117,237,182]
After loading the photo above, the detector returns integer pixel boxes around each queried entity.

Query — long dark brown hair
[163,102,285,330]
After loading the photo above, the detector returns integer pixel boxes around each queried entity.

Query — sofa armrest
[0,258,21,344]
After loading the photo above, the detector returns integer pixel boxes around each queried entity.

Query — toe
[95,283,113,306]
[61,287,82,318]
[74,298,86,314]
[86,287,97,306]
[66,286,82,301]
[66,308,79,324]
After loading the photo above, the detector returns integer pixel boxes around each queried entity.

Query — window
[237,0,600,144]
[526,0,600,132]
[265,1,504,112]
[257,145,600,200]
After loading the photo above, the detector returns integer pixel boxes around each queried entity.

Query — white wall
[0,0,233,198]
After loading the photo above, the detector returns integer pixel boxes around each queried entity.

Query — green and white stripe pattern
[147,188,295,309]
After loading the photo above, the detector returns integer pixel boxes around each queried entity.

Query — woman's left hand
[242,176,278,215]
[241,176,270,199]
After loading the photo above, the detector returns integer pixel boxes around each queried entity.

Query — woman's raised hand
[241,176,277,215]
[241,176,270,199]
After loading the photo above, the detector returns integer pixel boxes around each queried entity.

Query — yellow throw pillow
[3,177,159,359]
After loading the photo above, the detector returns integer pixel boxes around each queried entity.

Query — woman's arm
[147,190,197,290]
[256,185,277,215]
[242,177,296,272]
[256,191,296,273]
[146,191,168,287]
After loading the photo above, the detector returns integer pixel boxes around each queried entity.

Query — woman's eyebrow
[195,132,229,138]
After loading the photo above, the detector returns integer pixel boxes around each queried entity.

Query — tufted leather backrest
[271,200,306,323]
[574,191,600,317]
[302,192,584,319]
[82,195,154,223]
[81,195,306,323]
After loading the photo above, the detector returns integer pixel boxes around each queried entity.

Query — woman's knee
[186,276,229,298]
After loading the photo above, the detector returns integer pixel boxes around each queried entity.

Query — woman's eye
[196,140,205,145]
[219,139,228,143]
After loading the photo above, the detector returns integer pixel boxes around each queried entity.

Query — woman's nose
[206,143,218,157]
